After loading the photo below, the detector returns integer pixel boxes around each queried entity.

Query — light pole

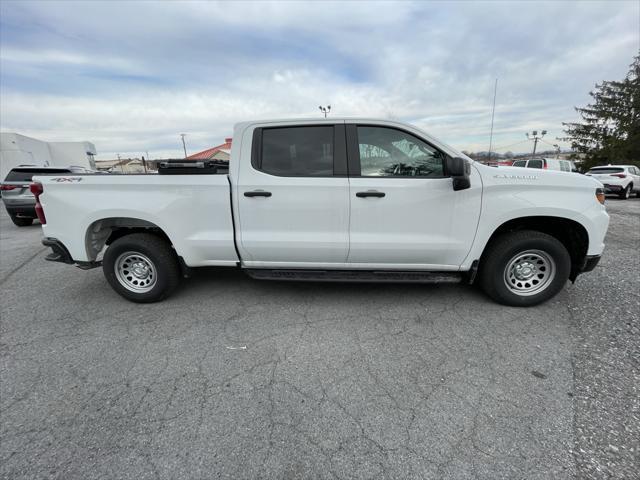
[319,105,331,118]
[180,133,188,158]
[526,130,547,159]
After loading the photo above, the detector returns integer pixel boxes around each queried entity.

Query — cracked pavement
[1,198,638,479]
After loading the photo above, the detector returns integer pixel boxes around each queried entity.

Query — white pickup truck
[32,118,609,306]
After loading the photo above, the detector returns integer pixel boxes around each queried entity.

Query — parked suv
[585,165,640,199]
[1,166,92,226]
[511,157,578,172]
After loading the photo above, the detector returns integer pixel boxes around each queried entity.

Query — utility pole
[318,105,331,118]
[526,130,547,159]
[180,134,188,158]
[117,153,124,173]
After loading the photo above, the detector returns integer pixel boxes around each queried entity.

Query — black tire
[102,233,181,303]
[10,215,33,227]
[619,185,631,199]
[478,230,571,307]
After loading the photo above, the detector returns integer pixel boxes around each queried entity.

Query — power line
[538,138,558,148]
[490,139,529,152]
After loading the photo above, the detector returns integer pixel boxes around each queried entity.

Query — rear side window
[588,167,624,174]
[259,126,334,176]
[4,168,71,182]
[527,159,544,169]
[5,170,35,182]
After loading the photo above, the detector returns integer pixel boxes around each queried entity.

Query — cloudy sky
[1,1,638,159]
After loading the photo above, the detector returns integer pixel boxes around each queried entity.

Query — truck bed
[35,173,239,266]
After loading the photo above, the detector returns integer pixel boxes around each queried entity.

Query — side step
[245,269,462,284]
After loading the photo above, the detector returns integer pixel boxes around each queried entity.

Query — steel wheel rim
[115,251,157,293]
[503,249,556,296]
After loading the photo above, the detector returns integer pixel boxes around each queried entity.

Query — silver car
[1,166,92,226]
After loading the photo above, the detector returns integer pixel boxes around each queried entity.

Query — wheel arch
[85,217,173,261]
[478,216,589,281]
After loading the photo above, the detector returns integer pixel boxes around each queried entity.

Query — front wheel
[479,230,571,307]
[103,233,181,303]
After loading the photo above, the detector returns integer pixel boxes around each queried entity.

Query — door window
[356,126,444,177]
[259,126,334,176]
[512,160,526,167]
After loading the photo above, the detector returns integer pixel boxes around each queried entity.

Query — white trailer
[0,133,96,179]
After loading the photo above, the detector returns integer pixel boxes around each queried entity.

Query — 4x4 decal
[51,177,83,182]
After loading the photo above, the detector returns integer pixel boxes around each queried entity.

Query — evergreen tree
[562,53,639,170]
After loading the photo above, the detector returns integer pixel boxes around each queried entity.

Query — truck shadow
[179,266,483,304]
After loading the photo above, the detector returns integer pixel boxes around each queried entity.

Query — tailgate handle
[356,190,385,198]
[244,190,272,198]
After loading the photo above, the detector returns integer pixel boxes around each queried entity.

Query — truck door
[345,124,482,269]
[236,123,350,267]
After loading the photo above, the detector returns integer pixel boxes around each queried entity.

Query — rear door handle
[356,190,385,198]
[244,190,272,198]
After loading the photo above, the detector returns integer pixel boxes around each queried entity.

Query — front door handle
[244,190,272,198]
[356,190,385,198]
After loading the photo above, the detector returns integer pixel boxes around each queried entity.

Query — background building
[0,132,97,179]
[186,138,232,162]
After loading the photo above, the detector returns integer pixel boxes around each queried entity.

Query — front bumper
[570,254,601,282]
[42,238,101,269]
[602,184,623,193]
[4,203,36,218]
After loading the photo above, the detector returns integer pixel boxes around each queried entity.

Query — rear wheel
[619,185,631,199]
[479,230,571,307]
[10,215,33,227]
[103,233,181,303]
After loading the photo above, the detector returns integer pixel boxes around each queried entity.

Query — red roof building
[186,138,232,161]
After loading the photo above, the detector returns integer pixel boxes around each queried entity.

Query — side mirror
[446,157,471,191]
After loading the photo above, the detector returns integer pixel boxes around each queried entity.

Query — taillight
[596,187,605,205]
[30,182,46,224]
[610,173,626,178]
[0,184,18,191]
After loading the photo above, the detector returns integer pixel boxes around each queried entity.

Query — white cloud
[0,0,638,158]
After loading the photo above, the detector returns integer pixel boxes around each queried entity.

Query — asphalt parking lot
[1,198,638,479]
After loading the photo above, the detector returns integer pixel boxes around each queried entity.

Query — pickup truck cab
[33,118,609,306]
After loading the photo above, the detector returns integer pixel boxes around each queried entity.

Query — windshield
[588,167,624,174]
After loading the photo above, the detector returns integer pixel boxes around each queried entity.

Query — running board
[245,269,462,284]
